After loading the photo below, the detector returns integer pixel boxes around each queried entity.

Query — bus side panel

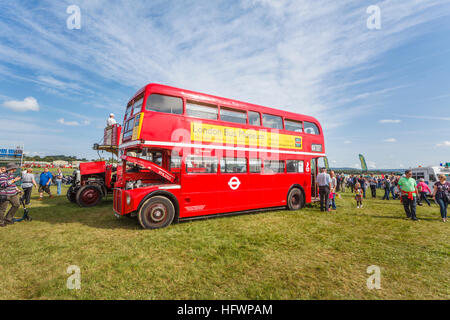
[180,173,219,218]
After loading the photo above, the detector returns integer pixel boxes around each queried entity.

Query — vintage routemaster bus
[113,83,326,229]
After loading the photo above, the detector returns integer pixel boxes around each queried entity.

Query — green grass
[0,186,448,300]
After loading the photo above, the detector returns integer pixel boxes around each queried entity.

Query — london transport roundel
[228,177,241,190]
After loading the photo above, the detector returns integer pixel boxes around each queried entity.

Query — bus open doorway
[310,157,327,203]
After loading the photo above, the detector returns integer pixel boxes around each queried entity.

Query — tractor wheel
[138,196,175,229]
[66,186,77,203]
[76,185,103,207]
[287,188,304,211]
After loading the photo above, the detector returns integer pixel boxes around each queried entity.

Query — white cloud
[56,117,91,126]
[344,140,352,144]
[0,0,448,130]
[2,97,39,112]
[57,118,80,126]
[379,119,402,124]
[437,141,450,147]
[0,1,449,163]
[37,75,83,92]
[384,138,397,143]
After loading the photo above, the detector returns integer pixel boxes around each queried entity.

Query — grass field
[0,186,448,300]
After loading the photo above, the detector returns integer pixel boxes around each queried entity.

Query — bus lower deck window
[264,160,285,173]
[186,156,218,173]
[220,158,247,173]
[249,159,261,173]
[287,160,304,173]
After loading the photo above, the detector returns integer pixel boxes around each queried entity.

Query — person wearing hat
[107,113,117,127]
[0,163,21,227]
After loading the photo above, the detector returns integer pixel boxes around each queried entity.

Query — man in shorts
[38,167,54,200]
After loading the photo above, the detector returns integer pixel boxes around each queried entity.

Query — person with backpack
[432,175,450,222]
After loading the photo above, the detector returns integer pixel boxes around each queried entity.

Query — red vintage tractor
[67,124,122,207]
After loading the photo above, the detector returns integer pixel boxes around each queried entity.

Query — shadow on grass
[12,196,141,230]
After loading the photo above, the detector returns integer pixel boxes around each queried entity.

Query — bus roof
[128,83,322,127]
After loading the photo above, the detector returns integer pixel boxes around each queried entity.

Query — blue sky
[0,0,449,168]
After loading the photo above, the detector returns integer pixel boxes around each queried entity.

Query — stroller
[14,192,32,222]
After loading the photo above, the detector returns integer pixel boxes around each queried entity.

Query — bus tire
[138,196,175,229]
[76,185,103,207]
[287,188,303,211]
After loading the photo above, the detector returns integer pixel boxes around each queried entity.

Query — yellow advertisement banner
[191,122,302,150]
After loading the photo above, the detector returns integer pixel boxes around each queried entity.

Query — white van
[411,165,450,191]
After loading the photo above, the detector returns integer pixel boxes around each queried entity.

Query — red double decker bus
[114,83,326,229]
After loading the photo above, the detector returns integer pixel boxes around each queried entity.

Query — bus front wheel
[138,196,175,229]
[287,188,303,210]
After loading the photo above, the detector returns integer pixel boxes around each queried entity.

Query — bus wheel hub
[150,204,166,222]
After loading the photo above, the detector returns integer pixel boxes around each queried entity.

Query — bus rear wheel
[287,188,303,210]
[138,196,175,229]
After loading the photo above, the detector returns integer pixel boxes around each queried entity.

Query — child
[355,182,363,208]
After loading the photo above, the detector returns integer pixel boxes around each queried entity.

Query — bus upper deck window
[262,114,283,130]
[146,94,183,115]
[133,98,144,113]
[285,119,303,132]
[248,111,261,126]
[220,107,246,124]
[304,121,320,135]
[186,101,218,120]
[125,104,133,119]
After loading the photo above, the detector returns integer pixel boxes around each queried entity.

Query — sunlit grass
[0,186,448,300]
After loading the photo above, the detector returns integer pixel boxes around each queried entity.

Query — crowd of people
[316,169,449,222]
[1,162,449,226]
[0,164,68,227]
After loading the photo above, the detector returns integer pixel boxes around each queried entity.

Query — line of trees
[24,154,91,162]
